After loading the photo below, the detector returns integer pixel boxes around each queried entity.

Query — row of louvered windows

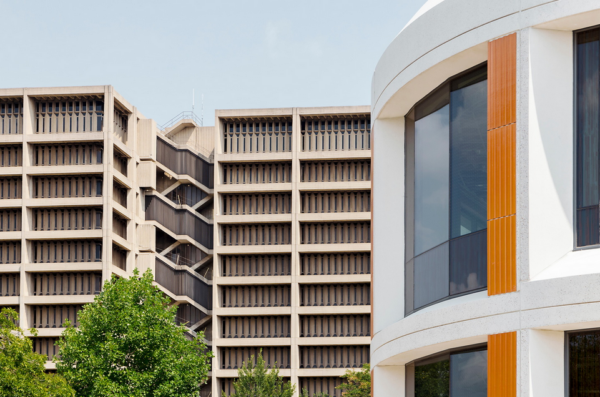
[33,143,103,166]
[0,273,19,296]
[32,176,103,198]
[0,210,21,231]
[221,285,291,308]
[300,160,370,182]
[222,162,292,184]
[220,346,290,369]
[32,337,60,360]
[0,242,20,263]
[32,272,101,296]
[223,120,293,154]
[222,193,292,215]
[299,378,344,397]
[300,284,371,307]
[0,102,22,135]
[32,304,83,328]
[221,254,291,277]
[0,177,21,199]
[299,345,369,369]
[300,253,370,275]
[299,315,370,337]
[221,316,291,338]
[35,99,103,133]
[221,224,292,246]
[301,191,370,213]
[32,240,102,263]
[300,222,371,244]
[301,118,370,151]
[32,208,101,231]
[0,145,22,166]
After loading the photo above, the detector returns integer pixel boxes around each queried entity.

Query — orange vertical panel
[488,33,517,297]
[488,124,516,220]
[488,332,517,397]
[488,34,517,130]
[488,215,516,295]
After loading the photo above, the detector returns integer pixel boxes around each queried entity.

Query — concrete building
[213,107,371,397]
[0,87,371,397]
[371,1,600,396]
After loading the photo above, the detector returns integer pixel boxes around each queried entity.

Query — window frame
[405,61,489,316]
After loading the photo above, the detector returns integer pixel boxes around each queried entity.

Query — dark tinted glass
[577,207,599,246]
[577,29,600,247]
[570,330,600,396]
[450,350,487,397]
[577,30,600,208]
[449,230,486,295]
[415,105,450,255]
[414,242,449,309]
[450,77,487,238]
[405,259,414,315]
[415,358,449,397]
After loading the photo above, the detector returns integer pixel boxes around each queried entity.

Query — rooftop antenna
[192,89,195,114]
[201,94,204,127]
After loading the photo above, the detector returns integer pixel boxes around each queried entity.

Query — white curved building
[371,1,600,396]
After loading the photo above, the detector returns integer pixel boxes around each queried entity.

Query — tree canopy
[0,308,74,397]
[338,363,371,397]
[56,268,212,397]
[226,349,295,397]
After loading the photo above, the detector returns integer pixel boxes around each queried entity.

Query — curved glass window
[406,345,487,397]
[406,64,488,315]
[576,28,600,247]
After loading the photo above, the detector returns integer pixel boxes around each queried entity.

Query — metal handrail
[159,111,203,131]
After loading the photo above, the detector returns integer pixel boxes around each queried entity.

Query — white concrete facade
[371,1,600,396]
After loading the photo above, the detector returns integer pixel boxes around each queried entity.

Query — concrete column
[373,365,405,397]
[372,117,404,334]
[290,108,301,396]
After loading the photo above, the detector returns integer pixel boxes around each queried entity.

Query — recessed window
[406,345,487,397]
[569,329,600,395]
[576,28,600,247]
[405,64,488,314]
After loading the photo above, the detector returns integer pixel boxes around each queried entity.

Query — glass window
[406,64,488,314]
[576,28,600,247]
[408,346,487,397]
[569,330,600,396]
[415,104,450,255]
[450,350,487,396]
[450,71,487,238]
[414,242,449,308]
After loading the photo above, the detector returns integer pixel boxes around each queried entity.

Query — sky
[0,0,426,126]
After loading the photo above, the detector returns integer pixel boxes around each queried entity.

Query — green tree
[56,268,212,397]
[226,349,295,397]
[0,308,74,397]
[336,363,371,397]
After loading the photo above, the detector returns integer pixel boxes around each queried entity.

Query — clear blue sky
[0,0,425,126]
